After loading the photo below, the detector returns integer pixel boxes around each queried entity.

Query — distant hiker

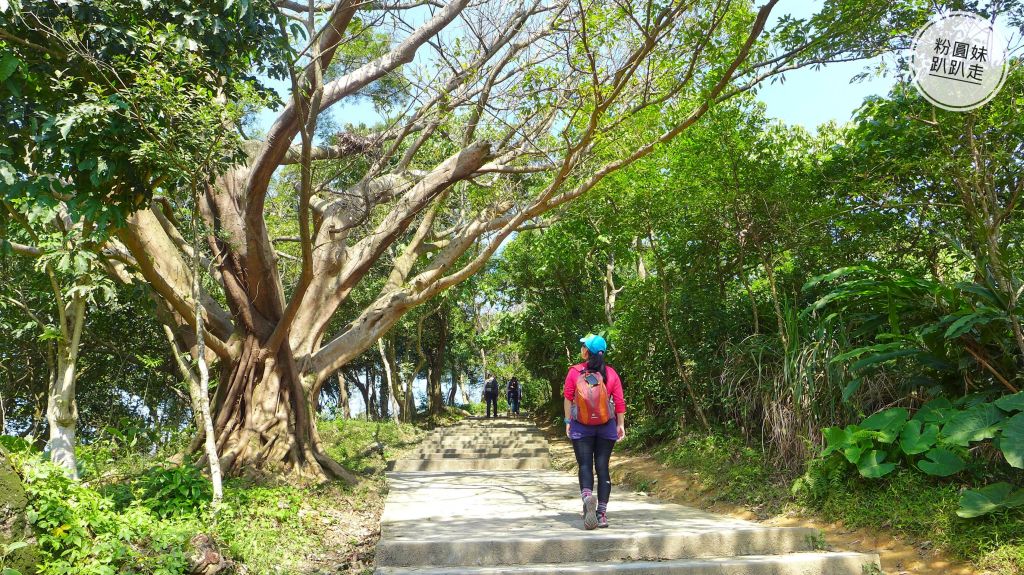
[564,334,625,530]
[483,373,500,418]
[507,377,523,417]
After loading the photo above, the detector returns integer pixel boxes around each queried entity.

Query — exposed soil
[299,479,384,575]
[538,420,980,575]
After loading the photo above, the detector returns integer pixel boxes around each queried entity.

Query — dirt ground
[539,421,979,575]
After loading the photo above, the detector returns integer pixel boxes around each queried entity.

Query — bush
[19,457,198,575]
[794,462,1024,569]
[136,464,212,519]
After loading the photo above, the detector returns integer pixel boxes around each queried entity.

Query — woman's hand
[565,423,571,438]
[617,424,626,440]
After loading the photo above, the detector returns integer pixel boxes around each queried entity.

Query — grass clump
[649,431,792,515]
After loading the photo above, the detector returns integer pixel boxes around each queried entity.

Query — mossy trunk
[0,452,40,573]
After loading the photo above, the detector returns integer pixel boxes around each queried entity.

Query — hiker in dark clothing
[483,373,500,418]
[507,377,523,417]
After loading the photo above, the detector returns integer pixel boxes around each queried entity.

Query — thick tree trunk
[209,335,354,482]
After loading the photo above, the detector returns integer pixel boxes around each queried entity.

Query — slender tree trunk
[190,201,223,506]
[47,292,84,479]
[647,227,709,430]
[428,309,448,416]
[379,336,407,422]
[447,363,458,406]
[459,368,470,405]
[338,370,351,419]
[379,365,390,420]
[354,367,370,419]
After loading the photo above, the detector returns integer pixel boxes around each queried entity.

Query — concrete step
[432,429,546,436]
[375,552,879,575]
[404,452,547,460]
[431,441,542,449]
[377,523,823,566]
[427,437,546,446]
[410,447,550,457]
[378,471,854,567]
[388,457,550,472]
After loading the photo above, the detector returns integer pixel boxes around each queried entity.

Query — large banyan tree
[1,0,922,479]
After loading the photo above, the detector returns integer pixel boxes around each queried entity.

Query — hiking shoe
[597,513,608,528]
[582,494,598,530]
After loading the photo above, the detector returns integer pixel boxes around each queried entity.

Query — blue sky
[756,0,897,129]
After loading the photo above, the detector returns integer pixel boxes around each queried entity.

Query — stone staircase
[388,417,551,472]
[377,417,879,574]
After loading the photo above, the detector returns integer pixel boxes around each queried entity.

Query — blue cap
[579,334,607,354]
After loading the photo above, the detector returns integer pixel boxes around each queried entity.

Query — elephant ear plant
[820,392,1024,518]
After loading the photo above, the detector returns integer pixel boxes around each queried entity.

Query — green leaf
[841,378,862,402]
[860,408,908,443]
[0,54,19,82]
[899,419,938,455]
[941,404,1005,446]
[856,450,896,478]
[3,567,24,575]
[998,413,1024,469]
[850,349,918,372]
[995,392,1024,413]
[843,445,865,464]
[943,311,994,339]
[821,426,851,456]
[956,483,1017,518]
[917,448,965,476]
[913,398,954,424]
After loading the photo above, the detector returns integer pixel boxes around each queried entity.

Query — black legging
[485,393,498,417]
[572,436,615,502]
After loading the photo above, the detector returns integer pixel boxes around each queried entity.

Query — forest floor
[537,420,981,575]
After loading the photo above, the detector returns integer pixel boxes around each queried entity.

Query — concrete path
[377,417,879,574]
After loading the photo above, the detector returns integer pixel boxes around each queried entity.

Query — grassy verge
[623,429,1024,574]
[3,418,426,575]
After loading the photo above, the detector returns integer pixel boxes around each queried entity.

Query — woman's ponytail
[586,350,608,381]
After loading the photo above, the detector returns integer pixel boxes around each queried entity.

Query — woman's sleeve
[610,369,626,414]
[563,368,577,400]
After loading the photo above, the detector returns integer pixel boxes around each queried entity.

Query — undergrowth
[625,424,1024,574]
[2,418,424,575]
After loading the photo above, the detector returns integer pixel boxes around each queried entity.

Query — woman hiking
[563,334,625,530]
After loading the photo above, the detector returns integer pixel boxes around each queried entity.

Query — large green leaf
[899,420,938,455]
[861,408,908,443]
[844,444,867,465]
[941,404,1004,447]
[998,413,1024,469]
[956,482,1024,518]
[856,450,896,478]
[995,392,1024,413]
[913,398,954,424]
[821,426,852,457]
[917,448,965,476]
[0,54,19,83]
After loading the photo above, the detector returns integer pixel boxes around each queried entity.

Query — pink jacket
[563,362,626,414]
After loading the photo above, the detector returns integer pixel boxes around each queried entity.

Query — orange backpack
[573,369,613,425]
